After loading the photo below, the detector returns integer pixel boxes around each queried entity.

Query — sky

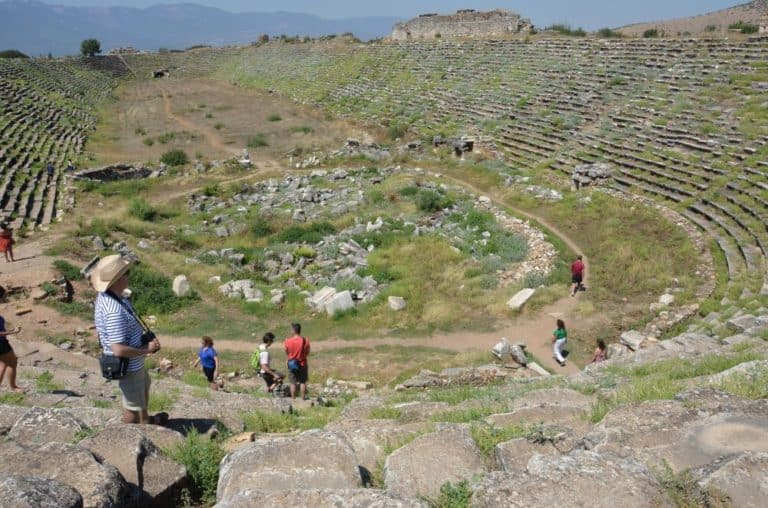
[31,0,743,29]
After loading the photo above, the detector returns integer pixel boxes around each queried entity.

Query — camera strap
[105,290,152,333]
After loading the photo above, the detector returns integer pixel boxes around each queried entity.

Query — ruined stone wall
[391,9,533,40]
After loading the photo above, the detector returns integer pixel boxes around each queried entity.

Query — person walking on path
[0,223,15,262]
[552,319,568,367]
[590,339,607,364]
[0,315,24,391]
[192,336,220,390]
[255,332,283,394]
[92,255,167,425]
[571,255,585,296]
[284,323,310,400]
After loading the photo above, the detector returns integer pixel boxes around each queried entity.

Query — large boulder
[0,475,83,508]
[79,424,187,506]
[619,330,646,351]
[8,407,88,446]
[696,452,768,507]
[0,404,30,435]
[470,451,672,507]
[385,425,485,498]
[217,430,361,501]
[172,275,191,297]
[216,489,428,508]
[325,290,354,316]
[0,441,133,507]
[584,391,768,471]
[326,419,431,482]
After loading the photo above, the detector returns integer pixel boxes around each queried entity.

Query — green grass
[148,390,177,413]
[470,422,530,458]
[0,392,25,405]
[35,371,62,392]
[713,365,768,399]
[53,259,82,280]
[92,399,113,409]
[242,406,341,433]
[368,406,403,419]
[183,371,212,388]
[590,352,764,422]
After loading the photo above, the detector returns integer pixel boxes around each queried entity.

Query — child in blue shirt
[192,335,220,390]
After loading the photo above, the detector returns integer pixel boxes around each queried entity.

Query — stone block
[325,290,354,316]
[507,288,535,311]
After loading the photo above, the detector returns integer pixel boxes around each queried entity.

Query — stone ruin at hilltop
[391,9,533,40]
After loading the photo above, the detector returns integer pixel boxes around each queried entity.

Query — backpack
[250,351,261,371]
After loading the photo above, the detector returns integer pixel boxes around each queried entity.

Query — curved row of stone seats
[0,58,116,230]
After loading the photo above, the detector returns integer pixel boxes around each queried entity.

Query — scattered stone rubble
[571,162,613,189]
[186,167,555,312]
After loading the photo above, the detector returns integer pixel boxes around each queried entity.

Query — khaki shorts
[118,368,150,412]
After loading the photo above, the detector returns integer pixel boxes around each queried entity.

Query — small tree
[80,39,101,57]
[0,49,29,59]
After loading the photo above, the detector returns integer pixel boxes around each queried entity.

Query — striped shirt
[94,292,144,372]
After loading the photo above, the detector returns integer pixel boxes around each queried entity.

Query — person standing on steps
[0,315,24,391]
[191,336,220,391]
[552,319,568,367]
[0,222,15,262]
[92,255,167,426]
[255,332,283,394]
[571,255,586,296]
[590,339,607,364]
[284,323,310,400]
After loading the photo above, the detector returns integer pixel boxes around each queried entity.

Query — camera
[141,330,157,345]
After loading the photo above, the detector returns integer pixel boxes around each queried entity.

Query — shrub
[0,49,29,59]
[643,28,659,38]
[250,216,274,237]
[387,123,408,140]
[143,137,155,146]
[157,132,176,144]
[705,24,718,32]
[267,114,282,122]
[247,134,268,148]
[729,21,759,34]
[597,27,623,38]
[53,259,82,280]
[431,480,471,508]
[292,126,313,134]
[213,123,224,130]
[168,430,225,506]
[130,263,198,315]
[546,24,586,36]
[294,246,317,259]
[415,190,453,212]
[275,222,336,244]
[128,198,157,221]
[160,149,189,166]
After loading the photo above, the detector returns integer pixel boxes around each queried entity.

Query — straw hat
[91,255,134,292]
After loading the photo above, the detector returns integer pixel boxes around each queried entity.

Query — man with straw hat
[92,255,167,425]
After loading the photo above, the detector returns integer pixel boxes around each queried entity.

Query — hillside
[0,26,767,508]
[618,0,766,36]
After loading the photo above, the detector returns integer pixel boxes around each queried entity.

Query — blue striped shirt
[94,292,144,372]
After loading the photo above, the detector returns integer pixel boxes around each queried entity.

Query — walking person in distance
[552,319,568,367]
[284,323,310,400]
[192,336,220,391]
[571,255,586,296]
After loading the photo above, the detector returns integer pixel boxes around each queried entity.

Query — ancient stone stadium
[0,3,767,507]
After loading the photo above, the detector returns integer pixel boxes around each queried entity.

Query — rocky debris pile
[73,163,165,182]
[572,162,612,189]
[524,185,563,201]
[184,167,555,309]
[291,139,391,168]
[395,364,531,390]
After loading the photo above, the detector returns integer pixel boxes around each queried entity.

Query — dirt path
[157,84,240,156]
[158,296,583,373]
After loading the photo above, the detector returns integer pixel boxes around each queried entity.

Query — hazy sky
[34,1,742,29]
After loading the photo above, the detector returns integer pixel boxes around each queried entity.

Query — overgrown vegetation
[545,24,586,37]
[654,460,730,507]
[167,430,226,507]
[130,263,198,316]
[160,149,189,166]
